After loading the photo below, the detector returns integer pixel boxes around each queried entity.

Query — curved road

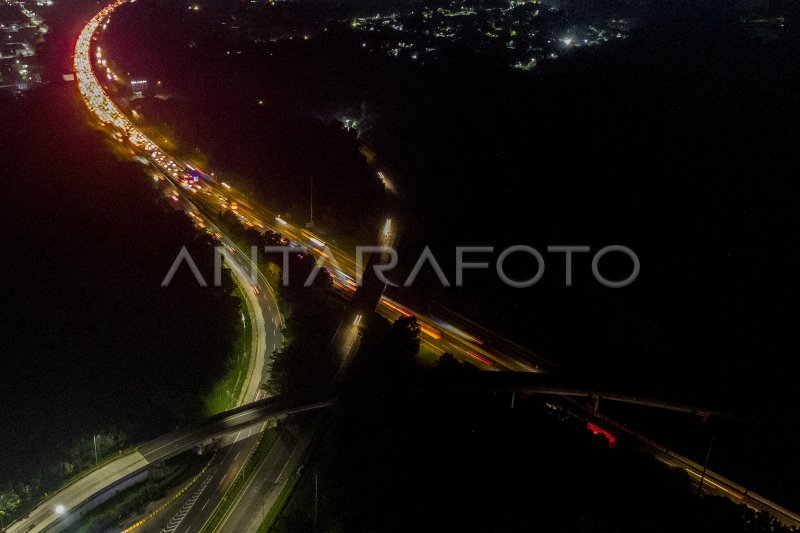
[4,393,331,533]
[7,2,284,531]
[6,0,800,531]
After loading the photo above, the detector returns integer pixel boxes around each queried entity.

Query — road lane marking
[274,447,297,485]
[161,468,217,533]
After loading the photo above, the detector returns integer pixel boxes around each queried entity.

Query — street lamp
[696,435,717,495]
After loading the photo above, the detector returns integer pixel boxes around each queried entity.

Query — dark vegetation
[96,0,800,409]
[95,0,800,508]
[0,80,240,519]
[210,210,346,394]
[100,0,388,245]
[273,315,795,533]
[199,427,280,533]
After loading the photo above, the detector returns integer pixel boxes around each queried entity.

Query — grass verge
[256,416,326,533]
[205,284,252,415]
[200,426,280,532]
[256,462,304,533]
[417,340,442,367]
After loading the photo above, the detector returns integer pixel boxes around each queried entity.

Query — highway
[3,223,282,533]
[4,1,795,531]
[133,117,285,533]
[79,2,541,380]
[214,418,319,533]
[5,394,332,533]
[79,2,548,377]
[585,408,800,527]
[6,5,289,531]
[133,397,329,533]
[9,386,800,531]
[5,451,151,533]
[139,428,264,533]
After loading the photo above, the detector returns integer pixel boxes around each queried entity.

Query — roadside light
[55,505,65,515]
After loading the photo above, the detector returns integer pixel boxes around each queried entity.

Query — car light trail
[73,1,190,190]
[52,8,800,530]
[465,350,493,366]
[419,323,441,340]
[71,0,537,379]
[434,319,484,345]
[383,299,412,317]
[587,423,616,447]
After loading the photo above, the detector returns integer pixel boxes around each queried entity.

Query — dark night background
[2,0,800,524]
[94,0,800,506]
[1,0,241,494]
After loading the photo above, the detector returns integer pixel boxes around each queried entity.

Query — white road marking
[159,468,217,533]
[274,447,297,485]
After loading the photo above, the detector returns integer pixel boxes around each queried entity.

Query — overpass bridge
[5,394,334,533]
[8,376,800,532]
[441,371,749,422]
